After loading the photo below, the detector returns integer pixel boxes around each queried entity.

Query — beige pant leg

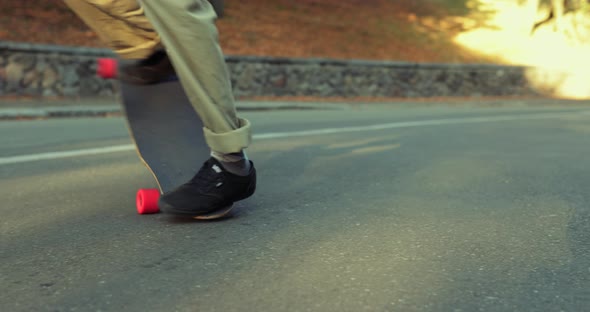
[64,0,251,154]
[139,0,250,154]
[63,0,160,59]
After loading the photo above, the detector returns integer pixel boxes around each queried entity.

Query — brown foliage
[0,0,489,63]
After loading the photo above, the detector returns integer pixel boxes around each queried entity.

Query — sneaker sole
[159,200,234,220]
[193,204,234,220]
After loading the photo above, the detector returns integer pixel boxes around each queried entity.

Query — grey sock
[210,151,251,176]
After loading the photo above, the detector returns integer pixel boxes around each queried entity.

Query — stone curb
[0,105,121,119]
[225,54,528,71]
[0,41,115,57]
[0,101,351,119]
[4,98,589,120]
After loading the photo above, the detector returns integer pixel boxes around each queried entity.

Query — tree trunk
[552,0,565,31]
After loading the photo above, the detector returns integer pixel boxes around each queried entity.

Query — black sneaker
[119,50,175,85]
[159,157,256,217]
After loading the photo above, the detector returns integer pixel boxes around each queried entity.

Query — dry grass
[0,0,492,63]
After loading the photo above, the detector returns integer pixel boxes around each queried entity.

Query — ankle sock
[210,151,251,176]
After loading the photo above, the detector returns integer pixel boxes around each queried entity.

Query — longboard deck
[98,58,233,219]
[120,79,209,194]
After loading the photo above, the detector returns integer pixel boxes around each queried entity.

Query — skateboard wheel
[97,58,117,79]
[136,189,160,214]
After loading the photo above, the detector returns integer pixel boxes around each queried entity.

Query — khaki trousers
[63,0,251,154]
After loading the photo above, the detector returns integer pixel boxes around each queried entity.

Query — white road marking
[252,111,589,140]
[1,110,588,166]
[0,145,135,166]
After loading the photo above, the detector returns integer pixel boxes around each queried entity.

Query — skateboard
[97,58,233,219]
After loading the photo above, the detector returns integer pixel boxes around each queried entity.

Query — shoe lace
[188,162,223,189]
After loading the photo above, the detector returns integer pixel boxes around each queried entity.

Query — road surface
[1,102,590,311]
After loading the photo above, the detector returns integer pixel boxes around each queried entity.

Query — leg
[66,0,250,154]
[66,0,256,216]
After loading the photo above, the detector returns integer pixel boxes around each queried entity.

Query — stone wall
[0,41,541,100]
[228,56,536,98]
[0,42,117,99]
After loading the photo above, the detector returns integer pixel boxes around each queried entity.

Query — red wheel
[97,58,118,79]
[136,189,160,214]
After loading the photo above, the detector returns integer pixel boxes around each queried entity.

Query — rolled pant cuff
[203,118,252,154]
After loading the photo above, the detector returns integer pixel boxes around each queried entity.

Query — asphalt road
[1,102,590,311]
